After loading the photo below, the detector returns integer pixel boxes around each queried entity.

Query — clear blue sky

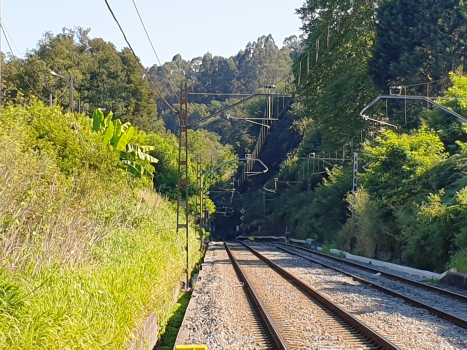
[2,0,304,66]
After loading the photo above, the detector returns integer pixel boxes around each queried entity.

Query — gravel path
[250,242,467,349]
[294,244,467,298]
[176,242,270,349]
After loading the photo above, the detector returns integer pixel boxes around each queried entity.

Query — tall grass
[0,102,202,348]
[449,251,467,274]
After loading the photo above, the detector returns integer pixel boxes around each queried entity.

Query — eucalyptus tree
[369,0,467,92]
[294,0,379,153]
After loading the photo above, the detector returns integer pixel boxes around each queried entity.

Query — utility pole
[69,77,74,113]
[176,89,290,287]
[176,82,190,289]
[195,154,204,229]
[352,153,359,193]
[51,71,74,113]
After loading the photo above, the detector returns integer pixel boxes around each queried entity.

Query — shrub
[449,250,467,273]
[0,102,202,348]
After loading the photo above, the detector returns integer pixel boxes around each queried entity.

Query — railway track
[175,242,273,348]
[244,241,467,349]
[227,241,398,349]
[274,242,467,329]
[176,241,467,349]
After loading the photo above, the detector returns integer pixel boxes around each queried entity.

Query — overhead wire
[131,0,179,103]
[403,78,448,88]
[54,80,72,100]
[296,0,366,87]
[1,22,50,102]
[103,0,178,114]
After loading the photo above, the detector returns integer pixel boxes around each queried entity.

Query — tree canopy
[3,28,164,133]
[369,0,467,92]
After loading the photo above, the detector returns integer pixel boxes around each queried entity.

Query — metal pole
[195,157,199,228]
[200,174,204,228]
[176,82,189,289]
[69,77,74,113]
[268,95,272,121]
[352,152,359,193]
[49,94,53,107]
[427,83,429,109]
[404,86,407,124]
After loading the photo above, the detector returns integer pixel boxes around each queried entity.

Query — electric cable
[296,0,369,86]
[103,0,178,114]
[403,78,448,88]
[54,79,72,100]
[131,0,179,103]
[1,22,50,102]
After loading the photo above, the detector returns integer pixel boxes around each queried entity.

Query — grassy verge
[156,293,191,350]
[449,251,467,274]
[0,102,202,348]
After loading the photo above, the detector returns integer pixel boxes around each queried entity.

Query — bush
[0,102,202,348]
[449,250,467,273]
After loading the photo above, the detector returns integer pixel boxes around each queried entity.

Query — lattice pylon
[177,82,190,287]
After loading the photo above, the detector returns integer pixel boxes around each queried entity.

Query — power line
[403,78,448,88]
[1,22,50,102]
[103,0,178,114]
[296,0,367,86]
[131,0,179,103]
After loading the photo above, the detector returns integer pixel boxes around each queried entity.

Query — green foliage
[321,244,334,254]
[362,128,447,204]
[395,154,467,271]
[156,293,191,350]
[370,0,467,92]
[307,166,353,243]
[342,189,386,258]
[134,131,179,196]
[449,251,467,273]
[295,0,378,152]
[0,102,202,348]
[3,28,163,133]
[423,71,467,154]
[92,108,158,179]
[92,109,135,151]
[148,35,295,106]
[132,127,237,199]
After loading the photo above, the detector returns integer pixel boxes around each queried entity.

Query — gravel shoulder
[251,242,467,350]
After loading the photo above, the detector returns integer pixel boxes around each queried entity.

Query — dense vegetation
[10,30,155,129]
[2,0,467,346]
[0,102,205,347]
[242,0,467,273]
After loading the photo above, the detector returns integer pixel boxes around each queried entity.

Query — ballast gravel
[176,242,268,349]
[250,242,467,350]
[228,243,377,349]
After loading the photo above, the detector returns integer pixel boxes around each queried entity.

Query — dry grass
[0,102,202,348]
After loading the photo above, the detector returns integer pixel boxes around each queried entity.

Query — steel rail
[277,243,467,303]
[224,242,289,350]
[239,241,399,350]
[276,244,467,330]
